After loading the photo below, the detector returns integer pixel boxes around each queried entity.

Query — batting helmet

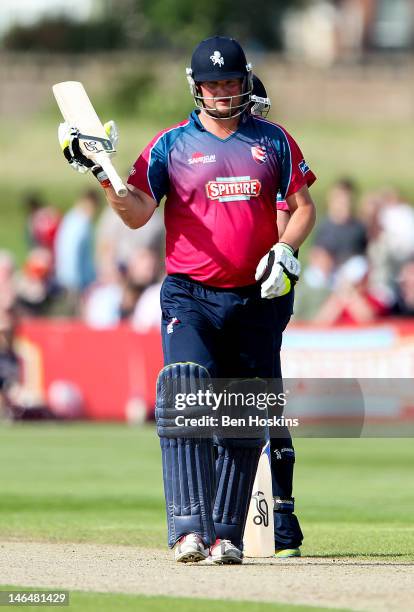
[186,36,253,119]
[250,75,271,118]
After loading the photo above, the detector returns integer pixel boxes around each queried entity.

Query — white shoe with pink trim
[174,533,209,563]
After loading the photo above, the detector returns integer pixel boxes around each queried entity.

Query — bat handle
[96,152,128,198]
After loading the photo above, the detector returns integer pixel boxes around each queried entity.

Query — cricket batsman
[59,36,316,564]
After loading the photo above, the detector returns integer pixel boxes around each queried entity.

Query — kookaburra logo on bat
[210,51,224,66]
[252,490,269,527]
[83,140,99,152]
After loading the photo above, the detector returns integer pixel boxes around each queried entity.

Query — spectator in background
[55,190,101,311]
[126,246,161,291]
[23,192,61,252]
[23,192,43,248]
[0,251,16,314]
[377,188,414,286]
[130,246,165,331]
[132,282,163,332]
[31,206,61,253]
[360,188,414,300]
[120,281,143,321]
[0,306,55,420]
[391,259,414,317]
[314,255,389,325]
[95,205,164,274]
[360,189,388,291]
[15,248,58,317]
[293,246,335,321]
[0,307,20,418]
[81,260,124,329]
[82,245,162,328]
[314,178,367,266]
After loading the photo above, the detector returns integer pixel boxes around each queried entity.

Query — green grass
[0,588,352,612]
[1,107,413,263]
[0,423,413,560]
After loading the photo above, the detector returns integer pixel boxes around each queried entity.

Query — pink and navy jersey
[128,110,316,287]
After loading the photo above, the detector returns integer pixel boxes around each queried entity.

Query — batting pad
[156,362,216,548]
[213,437,264,549]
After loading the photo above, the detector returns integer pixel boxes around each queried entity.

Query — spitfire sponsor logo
[251,145,267,164]
[210,50,224,66]
[206,176,262,202]
[299,159,310,175]
[188,152,216,165]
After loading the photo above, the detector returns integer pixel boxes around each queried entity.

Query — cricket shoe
[174,533,209,563]
[275,547,301,558]
[209,539,243,565]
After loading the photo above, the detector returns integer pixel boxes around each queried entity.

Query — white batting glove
[255,243,301,299]
[58,123,91,173]
[58,120,119,185]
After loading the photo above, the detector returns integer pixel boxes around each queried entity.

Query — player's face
[199,79,243,117]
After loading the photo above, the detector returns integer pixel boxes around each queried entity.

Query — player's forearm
[276,210,291,240]
[103,185,156,229]
[279,203,316,251]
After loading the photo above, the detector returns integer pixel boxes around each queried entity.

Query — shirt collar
[190,109,250,132]
[190,109,205,131]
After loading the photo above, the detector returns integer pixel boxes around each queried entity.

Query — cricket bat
[243,440,275,557]
[52,81,127,197]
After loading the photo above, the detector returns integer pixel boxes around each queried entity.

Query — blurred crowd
[1,182,414,336]
[0,189,164,419]
[1,181,414,418]
[0,189,165,331]
[1,182,414,334]
[294,179,414,324]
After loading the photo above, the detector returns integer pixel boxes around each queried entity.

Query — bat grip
[96,152,128,198]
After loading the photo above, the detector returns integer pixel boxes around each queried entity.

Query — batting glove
[255,243,301,299]
[57,120,118,187]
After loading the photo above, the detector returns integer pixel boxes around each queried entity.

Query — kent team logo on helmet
[206,176,262,202]
[210,50,224,66]
[251,145,267,164]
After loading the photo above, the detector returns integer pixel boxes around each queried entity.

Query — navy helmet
[186,36,253,119]
[250,74,271,118]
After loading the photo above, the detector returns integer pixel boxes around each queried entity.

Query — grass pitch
[0,423,413,560]
[0,588,353,612]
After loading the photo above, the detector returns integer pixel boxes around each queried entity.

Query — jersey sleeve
[127,131,169,205]
[276,126,316,200]
[276,192,289,211]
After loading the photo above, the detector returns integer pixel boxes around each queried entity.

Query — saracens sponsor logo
[206,176,262,202]
[188,151,216,165]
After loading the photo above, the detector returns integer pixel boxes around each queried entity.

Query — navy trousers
[161,274,291,377]
[160,273,303,548]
